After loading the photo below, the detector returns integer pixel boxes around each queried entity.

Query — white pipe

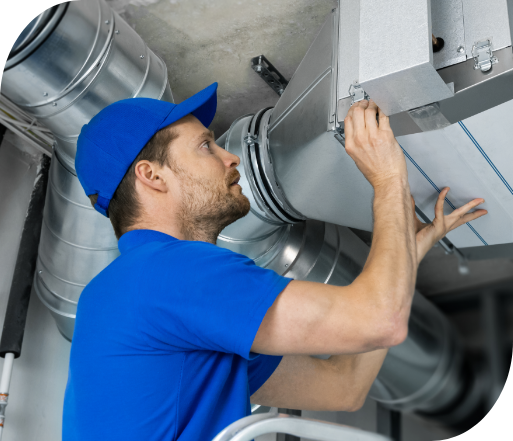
[0,353,15,440]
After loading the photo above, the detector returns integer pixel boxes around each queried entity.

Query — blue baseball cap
[75,82,218,217]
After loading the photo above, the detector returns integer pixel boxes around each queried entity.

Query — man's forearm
[324,348,389,410]
[359,177,417,332]
[251,350,389,412]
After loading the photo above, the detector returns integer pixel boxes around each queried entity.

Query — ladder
[213,410,392,441]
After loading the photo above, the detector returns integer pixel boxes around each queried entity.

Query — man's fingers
[451,198,485,218]
[450,209,488,231]
[352,101,369,133]
[435,187,450,218]
[365,100,379,132]
[344,114,354,142]
[378,107,390,130]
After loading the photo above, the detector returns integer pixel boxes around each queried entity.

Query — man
[64,83,486,440]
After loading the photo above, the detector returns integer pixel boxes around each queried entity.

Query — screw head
[115,30,119,34]
[52,102,57,107]
[38,270,43,274]
[105,20,110,25]
[457,45,465,54]
[43,92,48,97]
[140,55,145,59]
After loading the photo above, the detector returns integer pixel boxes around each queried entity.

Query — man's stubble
[174,165,250,243]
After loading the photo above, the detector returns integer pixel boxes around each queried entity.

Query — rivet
[52,102,57,106]
[43,92,48,97]
[457,45,465,54]
[285,264,289,267]
[38,270,43,274]
[140,55,145,59]
[115,30,119,34]
[105,20,110,25]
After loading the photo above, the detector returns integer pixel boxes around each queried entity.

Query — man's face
[162,114,250,240]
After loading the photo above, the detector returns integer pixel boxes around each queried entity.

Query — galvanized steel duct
[1,0,173,340]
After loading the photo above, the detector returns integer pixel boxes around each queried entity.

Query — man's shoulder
[90,239,253,287]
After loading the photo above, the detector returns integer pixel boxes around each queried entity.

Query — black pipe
[0,153,51,358]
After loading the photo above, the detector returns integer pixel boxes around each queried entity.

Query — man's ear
[134,160,168,192]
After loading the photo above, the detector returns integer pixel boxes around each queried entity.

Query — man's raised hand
[344,100,407,189]
[413,187,488,263]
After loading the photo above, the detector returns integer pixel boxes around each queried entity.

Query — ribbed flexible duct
[1,0,173,340]
[219,113,482,424]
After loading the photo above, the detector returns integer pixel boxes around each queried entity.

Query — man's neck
[128,219,220,244]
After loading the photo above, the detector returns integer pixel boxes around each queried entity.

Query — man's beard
[175,166,250,243]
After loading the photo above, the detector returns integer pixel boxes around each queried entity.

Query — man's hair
[89,126,178,239]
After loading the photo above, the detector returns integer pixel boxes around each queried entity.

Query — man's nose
[220,148,240,168]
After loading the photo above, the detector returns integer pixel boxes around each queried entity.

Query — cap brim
[158,82,218,131]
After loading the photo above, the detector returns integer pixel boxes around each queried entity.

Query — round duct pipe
[1,0,173,340]
[219,112,483,426]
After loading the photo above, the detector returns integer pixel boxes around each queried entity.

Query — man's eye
[201,141,211,150]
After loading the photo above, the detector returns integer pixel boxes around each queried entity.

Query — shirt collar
[118,229,178,254]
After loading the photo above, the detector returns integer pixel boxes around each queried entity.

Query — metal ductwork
[245,3,513,251]
[1,0,173,340]
[1,0,491,428]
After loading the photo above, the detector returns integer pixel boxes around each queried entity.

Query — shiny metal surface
[438,45,513,124]
[4,4,68,70]
[359,0,453,116]
[2,0,172,340]
[213,411,391,441]
[253,110,304,222]
[35,154,119,340]
[461,0,512,56]
[370,293,465,413]
[8,7,58,60]
[431,0,467,69]
[337,0,360,101]
[408,102,451,132]
[267,11,374,231]
[217,116,291,266]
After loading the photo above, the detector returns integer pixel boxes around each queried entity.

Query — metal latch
[349,82,369,104]
[471,39,498,72]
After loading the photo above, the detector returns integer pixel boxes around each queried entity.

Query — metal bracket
[349,81,369,104]
[251,55,289,96]
[472,39,498,72]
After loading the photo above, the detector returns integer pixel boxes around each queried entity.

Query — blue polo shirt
[63,229,290,441]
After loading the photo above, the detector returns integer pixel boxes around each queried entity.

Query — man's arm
[251,351,388,412]
[252,100,417,355]
[250,100,487,411]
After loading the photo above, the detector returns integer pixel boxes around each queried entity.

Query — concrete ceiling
[105,0,513,297]
[106,0,337,137]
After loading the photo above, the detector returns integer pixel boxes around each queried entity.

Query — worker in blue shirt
[64,83,486,440]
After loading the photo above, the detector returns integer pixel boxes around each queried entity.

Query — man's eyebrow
[196,130,215,142]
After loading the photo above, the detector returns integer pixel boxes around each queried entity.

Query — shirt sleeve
[248,354,283,396]
[137,241,292,359]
